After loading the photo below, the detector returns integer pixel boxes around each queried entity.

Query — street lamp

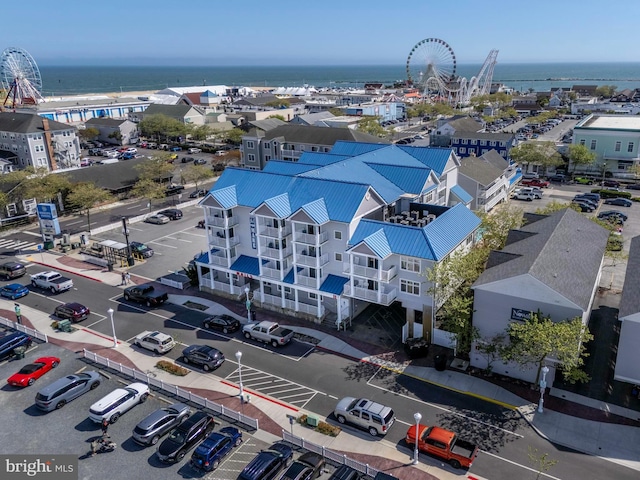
[412,412,422,464]
[538,365,550,413]
[107,308,118,348]
[235,351,244,402]
[244,286,251,323]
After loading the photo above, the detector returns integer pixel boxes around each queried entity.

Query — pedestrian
[125,272,131,285]
[101,418,109,437]
[14,304,21,324]
[121,271,126,286]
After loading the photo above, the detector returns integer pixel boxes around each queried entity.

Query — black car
[182,345,225,371]
[239,443,293,480]
[54,302,90,322]
[158,208,183,220]
[130,241,154,258]
[202,314,241,334]
[0,332,32,361]
[189,189,207,198]
[279,452,325,480]
[156,411,215,463]
[132,402,191,446]
[572,201,594,213]
[598,210,628,222]
[181,157,195,163]
[164,185,185,197]
[602,180,621,188]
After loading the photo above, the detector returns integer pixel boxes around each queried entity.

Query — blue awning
[319,274,349,295]
[230,255,267,276]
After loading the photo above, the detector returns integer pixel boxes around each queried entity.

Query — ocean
[37,63,640,96]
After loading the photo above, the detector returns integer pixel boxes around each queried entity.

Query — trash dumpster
[44,241,54,250]
[107,263,114,272]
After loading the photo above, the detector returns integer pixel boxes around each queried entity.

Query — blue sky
[7,0,640,66]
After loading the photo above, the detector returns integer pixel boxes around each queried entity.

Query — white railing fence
[82,349,258,431]
[282,430,380,477]
[0,316,48,342]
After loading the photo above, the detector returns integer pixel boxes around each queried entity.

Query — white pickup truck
[242,321,294,348]
[30,271,74,294]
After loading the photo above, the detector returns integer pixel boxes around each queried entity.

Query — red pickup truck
[521,178,550,188]
[406,424,479,469]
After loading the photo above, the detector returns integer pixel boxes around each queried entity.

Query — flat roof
[578,115,640,131]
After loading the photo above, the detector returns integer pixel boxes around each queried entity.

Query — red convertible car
[7,356,61,387]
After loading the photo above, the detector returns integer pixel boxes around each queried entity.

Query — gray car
[182,345,225,371]
[35,371,101,412]
[132,403,191,446]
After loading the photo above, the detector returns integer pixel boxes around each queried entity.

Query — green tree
[567,144,596,174]
[183,164,214,192]
[265,99,290,108]
[131,155,175,210]
[502,313,593,384]
[509,141,564,171]
[476,205,524,250]
[595,85,617,98]
[66,182,112,233]
[0,191,8,217]
[476,334,507,374]
[79,127,99,141]
[267,114,286,122]
[328,107,343,116]
[139,114,186,142]
[224,128,245,145]
[0,167,71,203]
[130,179,166,212]
[108,131,123,144]
[357,116,386,137]
[535,201,578,215]
[528,446,558,480]
[187,124,212,141]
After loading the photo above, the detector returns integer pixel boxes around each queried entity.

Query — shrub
[607,236,623,252]
[590,189,632,199]
[156,360,189,376]
[296,414,341,436]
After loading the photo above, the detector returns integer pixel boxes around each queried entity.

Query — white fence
[82,349,258,431]
[282,430,380,477]
[0,316,48,342]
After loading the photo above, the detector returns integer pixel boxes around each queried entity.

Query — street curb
[27,259,105,283]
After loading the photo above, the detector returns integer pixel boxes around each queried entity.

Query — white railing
[297,302,324,316]
[260,246,293,259]
[296,274,319,288]
[295,231,328,245]
[261,292,282,307]
[344,285,397,305]
[258,224,292,238]
[210,254,233,267]
[261,266,283,280]
[160,277,190,290]
[82,349,258,430]
[345,263,397,282]
[281,431,380,477]
[209,235,240,248]
[207,215,239,228]
[0,316,48,342]
[296,252,329,267]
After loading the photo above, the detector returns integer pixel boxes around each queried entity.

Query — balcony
[206,215,239,228]
[208,251,236,267]
[296,272,320,288]
[295,251,329,267]
[294,230,328,245]
[260,245,293,260]
[209,234,241,248]
[344,284,397,305]
[262,265,285,280]
[343,263,397,282]
[258,223,292,238]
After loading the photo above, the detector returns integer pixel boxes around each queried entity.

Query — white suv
[89,382,149,423]
[334,397,396,436]
[188,147,202,154]
[134,330,175,354]
[512,191,535,202]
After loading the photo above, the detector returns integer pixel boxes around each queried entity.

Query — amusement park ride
[406,38,498,106]
[0,47,44,111]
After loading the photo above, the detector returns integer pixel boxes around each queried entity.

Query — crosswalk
[0,238,38,252]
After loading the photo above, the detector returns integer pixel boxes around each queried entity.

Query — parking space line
[176,238,192,243]
[150,241,177,248]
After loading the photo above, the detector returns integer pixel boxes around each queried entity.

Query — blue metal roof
[329,141,388,156]
[210,185,238,209]
[365,164,432,194]
[264,193,292,218]
[297,152,350,166]
[349,204,480,261]
[319,274,349,295]
[450,184,473,204]
[397,145,453,177]
[230,255,268,276]
[362,229,392,258]
[300,199,330,224]
[263,161,318,175]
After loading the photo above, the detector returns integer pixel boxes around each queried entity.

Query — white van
[98,158,119,165]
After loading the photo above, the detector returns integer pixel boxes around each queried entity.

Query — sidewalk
[13,250,640,476]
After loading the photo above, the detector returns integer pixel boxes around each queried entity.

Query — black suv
[158,208,183,220]
[0,332,32,361]
[164,185,185,197]
[156,411,215,463]
[239,443,293,480]
[182,345,225,371]
[0,261,26,280]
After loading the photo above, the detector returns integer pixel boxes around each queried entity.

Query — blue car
[0,283,29,300]
[603,197,632,207]
[190,427,242,471]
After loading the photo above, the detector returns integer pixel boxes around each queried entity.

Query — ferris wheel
[406,38,458,101]
[0,47,44,107]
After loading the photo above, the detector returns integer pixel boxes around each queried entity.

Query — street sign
[37,244,42,251]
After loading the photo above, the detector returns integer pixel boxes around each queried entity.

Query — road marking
[150,241,177,248]
[22,230,42,237]
[366,368,524,438]
[65,220,84,226]
[480,450,562,479]
[177,238,192,243]
[182,232,206,237]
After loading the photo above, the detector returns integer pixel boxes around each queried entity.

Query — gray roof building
[615,235,640,385]
[459,150,506,186]
[0,112,69,134]
[262,124,385,145]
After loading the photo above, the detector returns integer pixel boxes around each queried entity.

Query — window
[264,142,270,148]
[334,231,342,240]
[459,147,466,154]
[590,140,597,150]
[471,139,478,145]
[311,146,318,152]
[309,292,317,300]
[247,141,254,149]
[579,139,585,146]
[480,140,486,146]
[335,252,342,262]
[615,141,621,152]
[400,279,420,295]
[401,257,420,273]
[628,142,634,153]
[248,154,255,162]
